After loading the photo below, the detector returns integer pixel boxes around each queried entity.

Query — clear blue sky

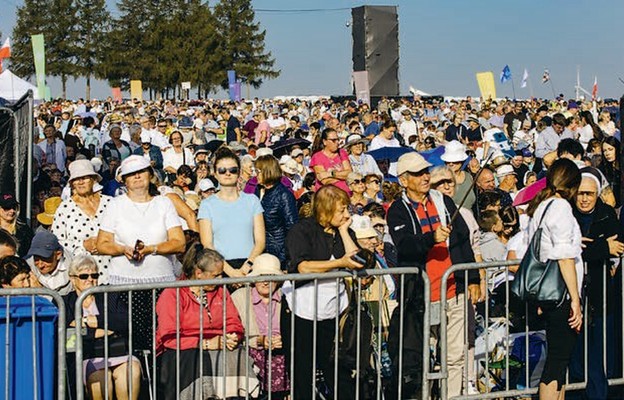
[1,0,623,100]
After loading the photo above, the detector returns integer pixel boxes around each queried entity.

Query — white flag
[521,69,529,88]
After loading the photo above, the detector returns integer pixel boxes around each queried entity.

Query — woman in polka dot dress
[52,160,113,283]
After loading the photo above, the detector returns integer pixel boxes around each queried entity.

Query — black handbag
[86,333,130,359]
[510,200,568,306]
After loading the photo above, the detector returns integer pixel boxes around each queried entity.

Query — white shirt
[163,147,195,170]
[281,269,348,320]
[369,135,400,151]
[527,198,583,297]
[99,195,182,283]
[399,119,417,142]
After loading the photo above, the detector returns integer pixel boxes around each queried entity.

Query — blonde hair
[312,185,349,227]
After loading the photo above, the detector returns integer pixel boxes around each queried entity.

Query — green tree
[11,0,51,78]
[213,0,279,90]
[11,0,80,98]
[75,0,111,99]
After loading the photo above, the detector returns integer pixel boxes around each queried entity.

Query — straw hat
[36,197,62,226]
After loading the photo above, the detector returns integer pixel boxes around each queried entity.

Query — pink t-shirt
[254,120,271,145]
[310,148,351,193]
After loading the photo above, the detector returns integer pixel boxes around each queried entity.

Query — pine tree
[11,0,51,78]
[213,0,279,90]
[11,0,80,98]
[75,0,111,99]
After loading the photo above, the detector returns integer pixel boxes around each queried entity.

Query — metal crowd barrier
[73,267,430,400]
[437,259,624,400]
[0,287,67,400]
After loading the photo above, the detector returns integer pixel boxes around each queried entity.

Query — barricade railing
[438,259,624,400]
[0,287,67,400]
[73,266,430,400]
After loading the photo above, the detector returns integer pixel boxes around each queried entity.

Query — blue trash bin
[0,295,59,400]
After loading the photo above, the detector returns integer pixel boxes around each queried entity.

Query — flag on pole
[592,76,598,100]
[521,69,529,88]
[542,69,550,84]
[0,38,11,59]
[500,65,511,83]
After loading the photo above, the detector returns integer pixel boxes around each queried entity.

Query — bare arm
[166,193,199,232]
[96,230,127,257]
[248,213,265,261]
[141,226,186,256]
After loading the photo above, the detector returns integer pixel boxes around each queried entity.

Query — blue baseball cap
[26,231,62,259]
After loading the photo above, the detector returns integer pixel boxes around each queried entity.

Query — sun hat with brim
[26,230,62,259]
[440,140,469,163]
[291,148,304,158]
[37,197,62,226]
[281,159,300,175]
[247,254,284,277]
[0,193,18,209]
[397,152,432,176]
[350,215,378,239]
[345,134,369,148]
[255,148,273,158]
[68,159,102,182]
[118,155,152,179]
[496,164,516,178]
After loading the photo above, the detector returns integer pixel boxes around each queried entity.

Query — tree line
[9,0,279,99]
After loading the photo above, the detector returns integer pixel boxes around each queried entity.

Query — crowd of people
[0,94,622,399]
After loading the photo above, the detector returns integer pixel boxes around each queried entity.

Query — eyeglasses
[72,273,99,280]
[216,166,240,175]
[368,179,380,185]
[433,178,455,187]
[350,179,364,185]
[325,138,339,142]
[373,223,386,231]
[1,205,17,211]
[158,125,167,128]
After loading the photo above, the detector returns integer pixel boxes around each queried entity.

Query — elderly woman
[162,130,195,181]
[440,140,476,210]
[347,172,373,215]
[63,255,141,400]
[345,134,382,177]
[102,124,132,167]
[0,256,31,288]
[282,185,364,399]
[0,193,33,257]
[52,160,113,283]
[97,155,186,350]
[253,155,298,268]
[231,254,289,399]
[310,128,353,193]
[156,245,258,400]
[569,168,624,399]
[199,147,265,277]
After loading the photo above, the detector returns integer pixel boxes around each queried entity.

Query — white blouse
[527,197,583,297]
[51,195,113,284]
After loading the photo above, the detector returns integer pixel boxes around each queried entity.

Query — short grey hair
[240,154,254,167]
[68,254,99,276]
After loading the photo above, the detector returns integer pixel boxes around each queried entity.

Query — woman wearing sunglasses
[63,255,141,400]
[198,147,265,278]
[0,193,33,257]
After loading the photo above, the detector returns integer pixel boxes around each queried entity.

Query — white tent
[0,70,40,101]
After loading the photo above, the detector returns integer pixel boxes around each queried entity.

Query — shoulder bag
[510,199,568,306]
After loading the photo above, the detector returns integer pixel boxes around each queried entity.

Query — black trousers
[281,300,336,400]
[540,299,578,390]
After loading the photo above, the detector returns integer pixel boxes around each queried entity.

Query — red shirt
[155,285,244,354]
[410,196,456,302]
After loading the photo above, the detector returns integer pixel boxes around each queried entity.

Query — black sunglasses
[350,179,364,185]
[368,179,380,185]
[216,166,240,175]
[72,273,99,280]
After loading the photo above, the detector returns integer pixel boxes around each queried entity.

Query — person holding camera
[282,185,364,399]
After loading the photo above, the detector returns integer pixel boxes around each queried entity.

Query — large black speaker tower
[352,6,399,97]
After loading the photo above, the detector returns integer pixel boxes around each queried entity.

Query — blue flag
[500,65,511,83]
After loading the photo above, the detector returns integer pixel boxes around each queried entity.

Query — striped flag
[542,69,550,84]
[521,69,529,88]
[592,76,598,100]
